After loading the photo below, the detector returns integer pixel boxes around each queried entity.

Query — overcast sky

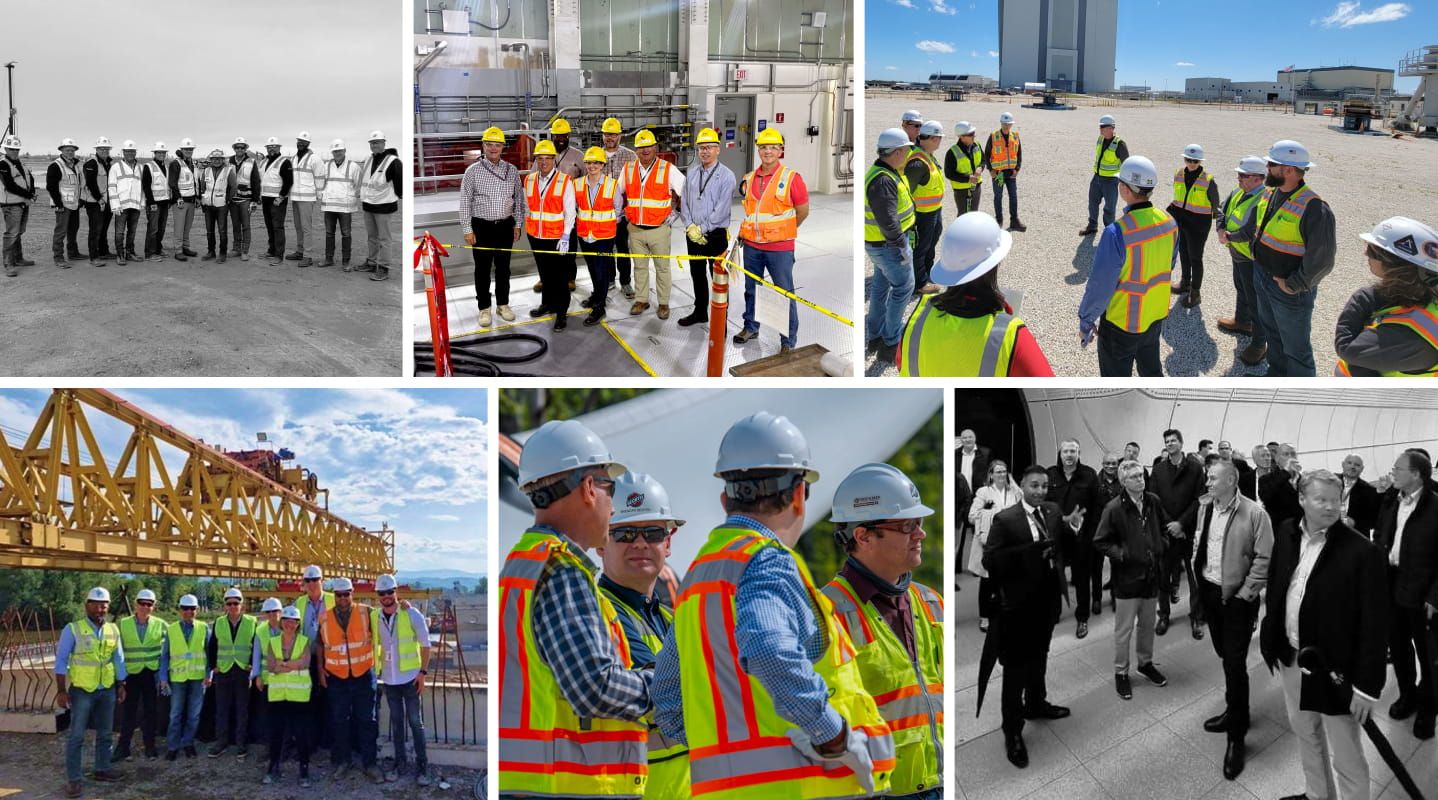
[4,0,403,156]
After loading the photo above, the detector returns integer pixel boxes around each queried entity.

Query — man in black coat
[1149,428,1205,637]
[956,471,972,585]
[1093,459,1169,702]
[1047,438,1103,638]
[956,429,991,571]
[1258,443,1304,535]
[982,465,1079,769]
[1217,441,1254,496]
[1373,450,1438,739]
[1339,454,1381,537]
[1260,469,1387,800]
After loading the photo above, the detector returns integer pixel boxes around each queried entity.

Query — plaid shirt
[531,526,652,722]
[601,146,637,182]
[458,157,526,235]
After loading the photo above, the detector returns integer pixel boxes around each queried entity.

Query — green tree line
[0,570,279,630]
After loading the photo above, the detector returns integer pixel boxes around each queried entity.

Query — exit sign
[775,113,784,123]
[734,69,747,79]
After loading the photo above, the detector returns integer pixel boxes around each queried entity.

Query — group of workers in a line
[864,110,1438,377]
[54,570,431,797]
[498,414,943,799]
[0,131,400,279]
[457,117,810,351]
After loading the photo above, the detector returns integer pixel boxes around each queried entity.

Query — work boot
[622,282,635,299]
[584,308,605,327]
[915,282,942,295]
[55,259,72,269]
[780,343,793,354]
[732,328,759,345]
[529,306,551,319]
[875,341,898,365]
[479,309,492,329]
[182,247,198,257]
[217,252,227,264]
[202,252,216,261]
[92,769,124,783]
[285,251,303,260]
[1217,317,1253,335]
[174,252,187,262]
[1239,342,1267,365]
[1009,219,1027,232]
[630,301,650,316]
[677,311,707,327]
[1079,224,1098,236]
[369,266,389,281]
[532,280,543,292]
[657,304,670,320]
[568,279,576,290]
[553,314,568,332]
[65,781,82,798]
[356,260,377,273]
[497,304,514,321]
[299,257,313,267]
[15,257,34,266]
[1182,288,1202,308]
[363,765,385,784]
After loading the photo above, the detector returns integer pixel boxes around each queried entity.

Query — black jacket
[954,445,992,501]
[1343,476,1381,537]
[1259,470,1303,532]
[1373,488,1438,609]
[1046,459,1101,542]
[1233,458,1256,500]
[361,147,403,214]
[1260,518,1388,714]
[1093,491,1168,599]
[1150,453,1204,534]
[982,501,1068,615]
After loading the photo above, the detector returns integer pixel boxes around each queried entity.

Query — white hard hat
[208,149,224,159]
[281,605,301,621]
[265,136,280,146]
[232,136,248,146]
[901,110,923,123]
[1265,139,1313,169]
[918,120,944,137]
[179,137,195,149]
[1182,143,1205,161]
[1234,156,1267,176]
[517,420,626,490]
[876,128,909,153]
[931,212,1012,287]
[367,130,385,142]
[829,463,934,524]
[1118,155,1159,189]
[999,112,1016,125]
[714,412,820,483]
[261,597,283,613]
[375,574,399,592]
[121,140,137,150]
[297,131,312,142]
[331,576,354,592]
[86,587,111,603]
[153,141,168,152]
[2,135,20,149]
[954,121,976,136]
[135,589,157,603]
[1099,115,1117,127]
[1360,217,1438,274]
[59,138,78,149]
[329,139,346,152]
[94,137,111,148]
[178,594,199,608]
[609,472,686,527]
[302,564,323,580]
[223,587,243,601]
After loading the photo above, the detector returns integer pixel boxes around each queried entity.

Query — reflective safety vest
[0,157,33,205]
[623,158,674,226]
[231,156,256,201]
[65,620,120,692]
[255,624,281,677]
[318,159,362,213]
[1172,169,1213,215]
[738,164,799,244]
[321,604,379,679]
[174,159,198,199]
[1254,184,1318,267]
[675,526,896,800]
[988,130,1019,171]
[294,591,336,624]
[118,615,166,674]
[1104,206,1177,334]
[266,633,312,703]
[905,147,945,214]
[376,608,423,680]
[525,170,572,240]
[822,578,944,797]
[290,151,318,202]
[146,160,171,202]
[597,587,689,800]
[52,157,82,210]
[108,160,144,212]
[1335,302,1438,377]
[1223,189,1260,260]
[260,155,290,198]
[899,299,1024,376]
[947,142,984,190]
[361,153,398,205]
[199,164,233,207]
[82,157,111,204]
[498,529,649,798]
[214,614,257,674]
[1094,136,1123,177]
[864,163,915,244]
[167,621,209,683]
[576,174,619,240]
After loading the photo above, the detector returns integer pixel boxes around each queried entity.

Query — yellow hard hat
[601,117,623,134]
[634,129,657,148]
[549,118,572,135]
[583,146,607,164]
[533,139,557,157]
[482,127,506,144]
[756,128,784,146]
[696,128,721,145]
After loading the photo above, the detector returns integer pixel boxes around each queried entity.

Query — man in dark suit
[956,429,991,575]
[1258,443,1303,534]
[1217,441,1254,496]
[1260,469,1388,800]
[1339,454,1381,538]
[1046,438,1102,639]
[956,471,972,585]
[982,465,1079,769]
[1149,428,1205,638]
[1373,450,1438,740]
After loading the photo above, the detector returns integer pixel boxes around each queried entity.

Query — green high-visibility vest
[1104,205,1177,334]
[905,147,945,214]
[1095,136,1124,177]
[1335,302,1438,377]
[266,633,312,703]
[119,615,166,674]
[947,142,983,190]
[1223,189,1260,260]
[864,163,915,243]
[167,621,209,683]
[1172,168,1215,215]
[899,298,1025,377]
[255,623,282,677]
[376,608,423,678]
[66,620,120,692]
[213,614,256,674]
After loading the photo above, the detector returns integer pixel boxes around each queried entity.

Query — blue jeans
[1231,256,1267,348]
[1087,175,1119,227]
[328,674,378,767]
[894,789,944,800]
[740,247,799,348]
[383,680,427,769]
[166,679,205,751]
[865,240,914,346]
[66,686,115,782]
[1252,268,1317,376]
[992,171,1019,224]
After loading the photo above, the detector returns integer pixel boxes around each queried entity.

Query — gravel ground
[864,94,1438,376]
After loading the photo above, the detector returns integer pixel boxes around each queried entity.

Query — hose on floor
[414,332,549,377]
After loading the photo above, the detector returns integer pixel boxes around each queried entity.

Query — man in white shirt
[1374,451,1438,740]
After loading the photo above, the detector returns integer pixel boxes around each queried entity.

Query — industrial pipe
[414,40,448,77]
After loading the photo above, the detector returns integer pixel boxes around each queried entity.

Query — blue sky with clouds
[0,388,487,576]
[868,0,1429,92]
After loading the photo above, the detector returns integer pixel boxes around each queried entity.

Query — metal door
[714,94,754,196]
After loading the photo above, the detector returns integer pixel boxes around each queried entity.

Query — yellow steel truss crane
[0,388,393,579]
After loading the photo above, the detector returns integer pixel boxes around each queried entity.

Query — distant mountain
[400,569,486,581]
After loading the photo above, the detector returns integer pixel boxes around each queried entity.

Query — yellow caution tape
[600,319,658,377]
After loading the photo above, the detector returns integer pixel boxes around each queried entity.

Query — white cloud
[929,0,957,14]
[893,0,915,7]
[427,513,461,522]
[1175,61,1195,67]
[885,65,898,71]
[1317,1,1409,27]
[916,40,956,54]
[970,50,979,57]
[988,50,1000,57]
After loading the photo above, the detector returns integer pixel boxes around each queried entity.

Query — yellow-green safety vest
[1094,136,1124,177]
[675,526,896,800]
[66,620,120,693]
[213,614,256,674]
[1335,302,1438,377]
[905,147,945,214]
[899,298,1023,377]
[1223,189,1260,260]
[1104,206,1177,334]
[864,163,915,243]
[255,624,282,677]
[376,608,424,678]
[1172,169,1214,215]
[167,620,209,683]
[947,142,983,190]
[1254,184,1318,263]
[822,577,945,797]
[119,615,166,674]
[294,591,336,621]
[266,633,312,703]
[498,529,649,798]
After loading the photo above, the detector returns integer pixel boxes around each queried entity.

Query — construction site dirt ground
[1,199,401,377]
[865,95,1438,377]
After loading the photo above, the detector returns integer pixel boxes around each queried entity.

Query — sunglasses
[377,590,395,597]
[303,577,320,583]
[590,475,616,497]
[225,601,241,606]
[903,121,921,127]
[180,607,197,611]
[869,519,924,536]
[610,525,671,544]
[137,601,155,607]
[1184,158,1200,164]
[334,592,352,598]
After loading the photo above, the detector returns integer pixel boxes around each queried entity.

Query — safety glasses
[610,525,671,544]
[377,589,395,597]
[868,519,924,536]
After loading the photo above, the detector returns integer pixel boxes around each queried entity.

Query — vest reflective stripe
[863,164,915,243]
[1094,137,1124,177]
[318,160,361,213]
[905,148,945,213]
[255,624,280,676]
[899,299,1022,377]
[266,634,312,703]
[376,608,423,677]
[1171,169,1213,215]
[1255,185,1316,258]
[675,527,896,800]
[52,158,82,210]
[988,131,1019,171]
[232,157,255,201]
[261,155,290,198]
[1336,303,1438,377]
[321,604,378,678]
[361,153,398,205]
[738,164,799,243]
[175,160,198,198]
[119,615,166,673]
[1223,190,1259,260]
[199,164,233,207]
[214,614,257,673]
[821,578,944,796]
[0,158,33,205]
[81,158,110,203]
[108,161,144,212]
[1104,208,1177,334]
[624,158,674,226]
[167,621,209,683]
[576,175,619,240]
[947,143,983,190]
[146,161,171,202]
[525,171,571,240]
[498,530,649,798]
[66,621,120,692]
[290,151,318,202]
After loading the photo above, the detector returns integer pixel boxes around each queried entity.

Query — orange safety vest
[321,604,377,679]
[988,130,1019,171]
[575,175,619,240]
[525,170,571,240]
[738,164,799,244]
[622,158,673,226]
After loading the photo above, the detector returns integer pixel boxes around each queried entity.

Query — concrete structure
[1283,65,1394,94]
[1397,45,1438,133]
[1185,77,1291,104]
[998,0,1117,94]
[929,73,999,91]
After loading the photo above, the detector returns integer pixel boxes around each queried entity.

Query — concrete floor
[866,94,1438,377]
[413,191,856,377]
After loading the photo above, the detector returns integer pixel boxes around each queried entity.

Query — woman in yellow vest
[1335,216,1438,376]
[264,606,313,787]
[897,212,1053,376]
[1167,144,1220,308]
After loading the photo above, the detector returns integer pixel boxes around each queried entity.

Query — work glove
[556,237,569,254]
[785,727,875,795]
[685,223,707,245]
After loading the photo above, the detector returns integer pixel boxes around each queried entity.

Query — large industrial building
[1184,77,1294,104]
[998,0,1117,94]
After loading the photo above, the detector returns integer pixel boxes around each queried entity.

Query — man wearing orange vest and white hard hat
[526,139,577,331]
[497,419,653,799]
[623,129,685,320]
[575,146,625,327]
[315,576,384,784]
[733,128,811,352]
[983,112,1025,232]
